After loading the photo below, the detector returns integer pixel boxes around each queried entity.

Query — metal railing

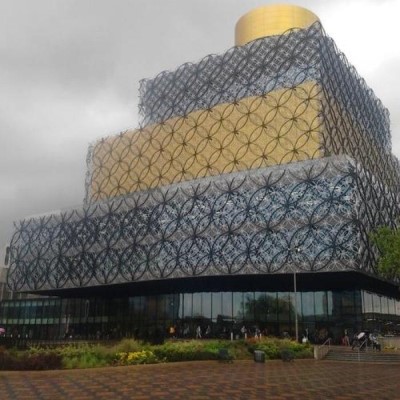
[357,337,369,362]
[314,337,331,360]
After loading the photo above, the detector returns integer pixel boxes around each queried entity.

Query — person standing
[196,325,202,339]
[240,325,247,339]
[205,325,211,338]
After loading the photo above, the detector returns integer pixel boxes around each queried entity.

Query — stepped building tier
[3,5,400,341]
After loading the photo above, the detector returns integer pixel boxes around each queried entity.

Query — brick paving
[0,360,399,399]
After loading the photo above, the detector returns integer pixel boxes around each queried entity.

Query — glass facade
[1,289,399,342]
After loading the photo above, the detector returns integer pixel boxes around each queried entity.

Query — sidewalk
[0,359,399,399]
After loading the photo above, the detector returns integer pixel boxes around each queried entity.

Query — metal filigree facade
[9,157,359,291]
[7,21,400,292]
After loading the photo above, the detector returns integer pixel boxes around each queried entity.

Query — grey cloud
[1,0,399,259]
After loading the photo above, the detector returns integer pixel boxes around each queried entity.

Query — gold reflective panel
[88,81,323,201]
[235,4,319,46]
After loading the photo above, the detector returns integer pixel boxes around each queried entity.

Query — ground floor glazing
[1,289,399,343]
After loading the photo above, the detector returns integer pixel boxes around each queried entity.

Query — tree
[370,226,400,280]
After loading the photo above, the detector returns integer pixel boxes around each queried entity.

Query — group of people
[168,324,267,340]
[240,325,263,339]
[349,331,381,351]
[169,324,212,339]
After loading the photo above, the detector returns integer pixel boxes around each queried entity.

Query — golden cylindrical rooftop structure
[235,4,319,46]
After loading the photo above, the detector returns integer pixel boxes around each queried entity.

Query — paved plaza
[0,360,399,399]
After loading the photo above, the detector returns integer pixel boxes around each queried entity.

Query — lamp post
[291,247,301,342]
[293,268,299,342]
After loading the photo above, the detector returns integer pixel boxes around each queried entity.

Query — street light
[293,267,299,342]
[291,247,301,342]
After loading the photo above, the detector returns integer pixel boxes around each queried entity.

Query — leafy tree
[370,226,400,279]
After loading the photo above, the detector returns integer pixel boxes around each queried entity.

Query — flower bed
[0,337,312,370]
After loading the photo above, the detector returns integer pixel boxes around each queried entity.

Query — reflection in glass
[233,292,243,320]
[380,296,389,315]
[202,293,212,319]
[314,292,327,318]
[193,293,202,317]
[267,293,278,322]
[362,291,373,314]
[388,298,395,315]
[255,292,267,322]
[183,293,192,319]
[212,293,222,320]
[396,300,400,316]
[301,292,314,317]
[277,292,290,322]
[341,291,355,315]
[243,292,255,321]
[1,288,399,340]
[372,294,381,314]
[222,292,232,319]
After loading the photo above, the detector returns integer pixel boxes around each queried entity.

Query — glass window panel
[314,292,327,318]
[202,293,212,319]
[288,291,300,326]
[243,292,254,321]
[354,291,362,316]
[255,292,268,322]
[212,293,222,320]
[144,296,158,324]
[362,291,373,313]
[266,292,278,322]
[278,292,290,322]
[129,297,141,321]
[157,295,167,320]
[381,296,389,315]
[301,292,314,317]
[34,301,43,321]
[193,293,202,317]
[341,291,355,315]
[233,293,243,321]
[396,300,400,316]
[372,294,381,314]
[21,301,31,320]
[222,292,232,319]
[169,294,180,320]
[183,293,192,319]
[178,294,184,319]
[388,298,396,315]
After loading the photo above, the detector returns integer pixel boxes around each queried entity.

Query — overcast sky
[1,0,400,258]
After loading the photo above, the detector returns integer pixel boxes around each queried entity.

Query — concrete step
[325,348,400,363]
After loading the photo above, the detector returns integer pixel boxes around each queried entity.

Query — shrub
[152,340,222,362]
[117,350,158,365]
[112,338,144,354]
[57,344,115,369]
[246,337,312,360]
[0,337,312,370]
[0,347,62,370]
[19,352,63,370]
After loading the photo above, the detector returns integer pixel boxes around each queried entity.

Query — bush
[57,344,115,369]
[117,350,158,365]
[0,347,62,370]
[111,339,144,354]
[0,337,312,370]
[152,340,220,362]
[246,337,312,360]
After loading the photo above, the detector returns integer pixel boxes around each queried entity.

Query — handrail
[314,337,331,360]
[357,337,369,362]
[319,337,331,348]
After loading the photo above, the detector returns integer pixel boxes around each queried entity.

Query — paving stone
[0,360,399,399]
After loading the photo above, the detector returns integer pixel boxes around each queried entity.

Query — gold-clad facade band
[89,81,323,201]
[235,4,319,46]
